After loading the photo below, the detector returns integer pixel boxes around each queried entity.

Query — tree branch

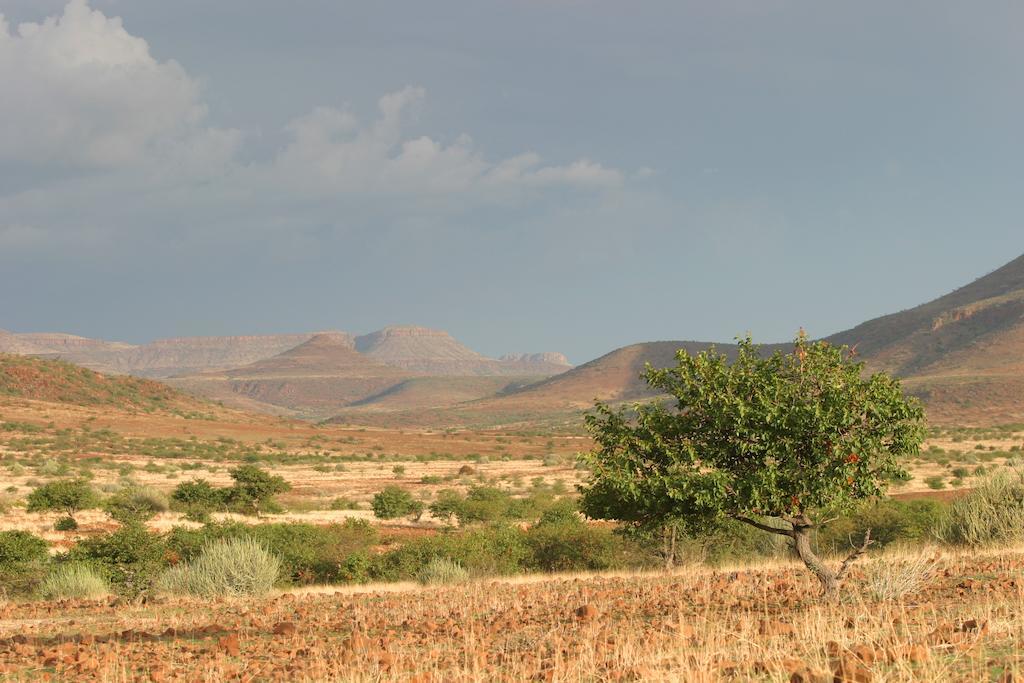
[835,528,873,581]
[733,515,794,537]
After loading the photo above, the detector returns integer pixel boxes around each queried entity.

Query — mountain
[165,333,410,417]
[825,253,1024,424]
[354,325,571,376]
[0,332,135,370]
[109,334,320,377]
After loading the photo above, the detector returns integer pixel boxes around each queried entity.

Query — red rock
[272,622,297,637]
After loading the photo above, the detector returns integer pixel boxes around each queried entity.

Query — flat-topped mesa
[500,352,571,366]
[116,333,324,377]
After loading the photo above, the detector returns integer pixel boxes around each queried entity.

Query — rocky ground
[1,548,1022,681]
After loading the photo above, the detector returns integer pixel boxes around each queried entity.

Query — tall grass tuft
[417,557,469,586]
[936,464,1024,547]
[861,549,940,601]
[39,564,109,600]
[156,537,280,597]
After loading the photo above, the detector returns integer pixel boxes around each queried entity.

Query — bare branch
[836,528,874,582]
[733,515,794,537]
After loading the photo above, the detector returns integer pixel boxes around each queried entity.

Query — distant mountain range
[5,252,1024,426]
[0,325,572,419]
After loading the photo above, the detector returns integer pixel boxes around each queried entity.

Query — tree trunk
[791,526,839,595]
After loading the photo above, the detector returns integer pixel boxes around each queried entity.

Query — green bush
[170,479,225,521]
[224,465,290,516]
[937,467,1024,546]
[66,524,166,596]
[165,518,378,584]
[524,522,624,572]
[417,557,469,586]
[26,479,99,522]
[0,530,48,566]
[371,486,424,520]
[816,499,945,554]
[329,497,360,511]
[371,524,528,581]
[39,563,109,600]
[54,516,78,532]
[157,537,280,597]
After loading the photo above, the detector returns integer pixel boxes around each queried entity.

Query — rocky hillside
[826,252,1024,424]
[0,353,206,412]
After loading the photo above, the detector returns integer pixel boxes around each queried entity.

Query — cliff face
[112,334,323,377]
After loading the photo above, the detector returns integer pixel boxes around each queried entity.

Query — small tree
[26,479,99,528]
[580,333,925,596]
[372,486,424,520]
[226,465,290,517]
[105,486,169,526]
[170,479,226,521]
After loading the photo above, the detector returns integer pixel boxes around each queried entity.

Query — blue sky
[1,1,1021,363]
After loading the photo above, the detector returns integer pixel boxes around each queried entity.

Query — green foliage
[39,563,109,600]
[329,497,360,510]
[937,466,1024,546]
[815,499,945,553]
[534,498,581,527]
[0,530,48,566]
[169,479,225,520]
[924,475,947,490]
[371,524,529,581]
[26,479,99,519]
[225,465,290,516]
[54,516,78,531]
[105,485,169,525]
[581,335,925,530]
[165,518,378,584]
[523,522,625,572]
[417,557,469,586]
[428,489,464,524]
[371,486,424,520]
[66,524,166,596]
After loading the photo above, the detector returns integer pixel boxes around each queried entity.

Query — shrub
[157,537,280,597]
[165,519,378,585]
[105,486,169,525]
[428,489,465,524]
[329,497,360,511]
[224,465,290,516]
[170,479,225,520]
[534,499,580,527]
[54,516,78,531]
[26,479,99,522]
[371,524,529,581]
[924,475,947,490]
[67,525,166,596]
[0,530,48,566]
[861,551,939,602]
[524,522,623,572]
[937,467,1024,546]
[816,499,946,554]
[417,557,469,586]
[39,564,109,600]
[372,486,424,520]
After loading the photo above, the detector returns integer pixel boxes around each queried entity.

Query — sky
[1,0,1022,364]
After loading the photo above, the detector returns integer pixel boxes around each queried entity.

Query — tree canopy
[579,333,926,594]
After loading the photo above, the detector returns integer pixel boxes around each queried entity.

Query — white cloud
[0,2,629,255]
[272,86,623,197]
[0,0,239,169]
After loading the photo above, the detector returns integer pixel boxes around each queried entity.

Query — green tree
[226,465,290,517]
[26,479,99,527]
[579,333,925,596]
[170,479,226,521]
[371,486,424,520]
[105,486,169,526]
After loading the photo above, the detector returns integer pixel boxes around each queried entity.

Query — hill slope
[0,353,207,413]
[824,253,1024,424]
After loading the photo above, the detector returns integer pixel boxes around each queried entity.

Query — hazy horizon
[2,1,1021,364]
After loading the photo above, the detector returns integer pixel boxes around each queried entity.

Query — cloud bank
[0,1,625,254]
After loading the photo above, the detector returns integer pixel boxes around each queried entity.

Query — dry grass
[1,546,1023,681]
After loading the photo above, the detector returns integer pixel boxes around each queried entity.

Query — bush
[54,516,78,531]
[524,522,624,572]
[417,557,469,586]
[105,485,169,525]
[157,537,280,597]
[225,465,290,516]
[371,524,529,581]
[372,486,424,520]
[329,497,360,510]
[26,479,99,521]
[816,499,946,554]
[165,518,378,584]
[39,563,109,600]
[66,525,166,596]
[170,479,225,521]
[534,499,581,527]
[937,467,1024,546]
[0,530,48,566]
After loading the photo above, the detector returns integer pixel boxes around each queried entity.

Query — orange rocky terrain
[0,548,1021,681]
